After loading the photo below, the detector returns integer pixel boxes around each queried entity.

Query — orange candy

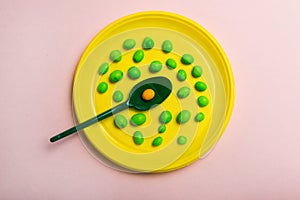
[142,89,155,101]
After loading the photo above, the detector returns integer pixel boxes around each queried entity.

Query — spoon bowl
[128,76,172,111]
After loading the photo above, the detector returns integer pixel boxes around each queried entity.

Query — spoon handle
[50,102,128,143]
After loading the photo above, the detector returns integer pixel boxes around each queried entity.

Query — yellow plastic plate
[73,11,235,173]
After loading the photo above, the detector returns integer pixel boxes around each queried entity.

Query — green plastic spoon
[50,76,172,143]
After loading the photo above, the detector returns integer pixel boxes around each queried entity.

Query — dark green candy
[109,70,123,83]
[133,50,144,63]
[158,125,166,133]
[98,62,109,75]
[152,136,163,147]
[166,58,177,69]
[142,37,154,50]
[192,66,203,77]
[133,131,144,145]
[97,82,108,93]
[110,50,122,62]
[162,40,173,53]
[195,81,207,91]
[181,54,194,65]
[130,113,146,126]
[123,39,136,50]
[197,96,209,107]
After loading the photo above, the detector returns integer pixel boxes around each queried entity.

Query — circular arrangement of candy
[73,27,215,172]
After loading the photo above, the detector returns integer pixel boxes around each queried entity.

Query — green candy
[177,86,190,99]
[177,69,187,81]
[176,110,191,124]
[152,136,163,147]
[133,50,144,63]
[114,115,128,129]
[109,70,123,83]
[195,81,207,91]
[97,82,108,93]
[123,39,136,50]
[162,40,173,53]
[192,66,203,77]
[159,111,172,124]
[195,112,205,122]
[149,61,162,73]
[98,62,109,75]
[130,113,146,126]
[110,50,122,62]
[127,66,141,80]
[133,131,144,145]
[142,37,154,50]
[177,136,187,145]
[113,90,124,102]
[181,54,194,65]
[158,125,166,133]
[197,96,209,107]
[166,58,177,69]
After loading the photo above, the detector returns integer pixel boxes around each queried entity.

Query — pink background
[1,0,300,199]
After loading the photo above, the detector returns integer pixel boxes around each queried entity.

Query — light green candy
[110,50,122,62]
[177,136,187,145]
[98,62,109,75]
[123,39,136,50]
[114,115,128,129]
[142,37,154,50]
[192,66,203,78]
[113,90,124,102]
[181,54,194,65]
[127,66,141,80]
[195,112,205,122]
[177,69,187,81]
[162,40,173,53]
[177,87,190,99]
[176,110,191,124]
[159,111,172,124]
[149,61,162,73]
